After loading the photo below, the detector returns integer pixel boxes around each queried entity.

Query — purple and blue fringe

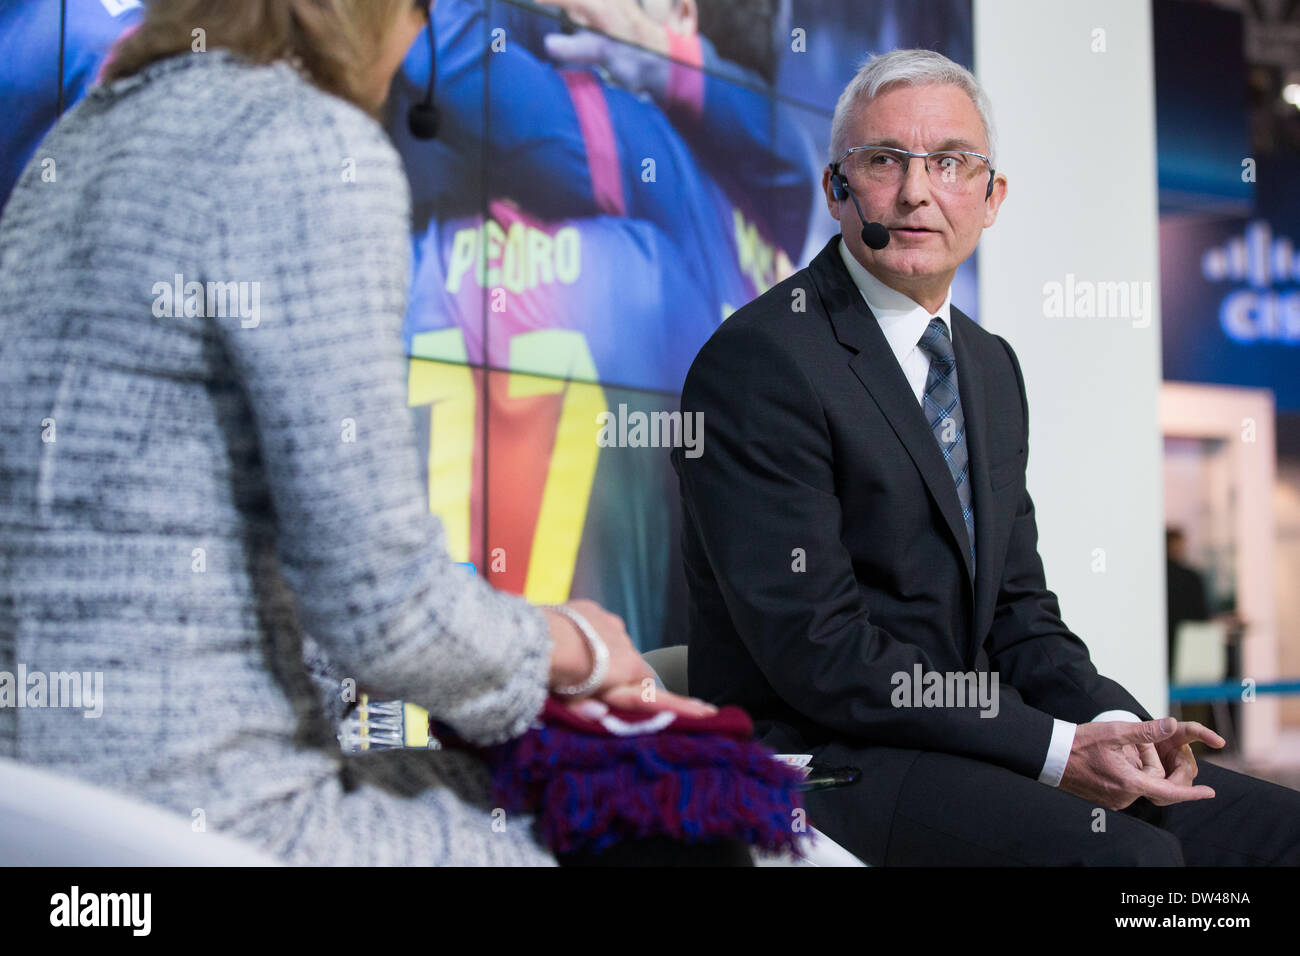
[483,723,808,858]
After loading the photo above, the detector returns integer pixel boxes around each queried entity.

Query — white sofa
[0,757,281,866]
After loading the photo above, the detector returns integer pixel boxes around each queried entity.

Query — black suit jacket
[672,236,1150,784]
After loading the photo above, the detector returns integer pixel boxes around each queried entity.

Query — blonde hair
[101,0,415,111]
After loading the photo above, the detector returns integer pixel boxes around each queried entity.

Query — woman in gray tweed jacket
[0,0,715,865]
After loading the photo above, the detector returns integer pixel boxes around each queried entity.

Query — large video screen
[0,0,975,650]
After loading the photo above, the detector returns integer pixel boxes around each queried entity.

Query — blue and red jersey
[0,0,143,214]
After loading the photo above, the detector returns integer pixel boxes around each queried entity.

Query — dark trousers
[804,748,1300,866]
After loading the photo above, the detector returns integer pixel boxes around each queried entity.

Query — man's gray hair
[828,49,996,167]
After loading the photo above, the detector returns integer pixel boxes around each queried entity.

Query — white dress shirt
[837,242,1141,786]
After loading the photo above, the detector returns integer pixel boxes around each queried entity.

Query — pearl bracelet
[547,605,610,697]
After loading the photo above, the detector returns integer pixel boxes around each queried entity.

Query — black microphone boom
[847,191,890,250]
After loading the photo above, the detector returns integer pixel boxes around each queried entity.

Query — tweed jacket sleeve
[206,83,551,746]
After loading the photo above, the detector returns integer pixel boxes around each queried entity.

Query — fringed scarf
[438,696,806,859]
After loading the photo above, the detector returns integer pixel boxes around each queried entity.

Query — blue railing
[1169,680,1300,703]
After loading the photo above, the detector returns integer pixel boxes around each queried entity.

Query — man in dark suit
[672,49,1300,865]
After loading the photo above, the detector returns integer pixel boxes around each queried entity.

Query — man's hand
[1148,720,1225,806]
[1122,740,1166,777]
[1060,718,1218,810]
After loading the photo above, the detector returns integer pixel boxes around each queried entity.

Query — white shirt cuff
[1093,710,1142,723]
[1037,718,1076,787]
[1037,711,1143,787]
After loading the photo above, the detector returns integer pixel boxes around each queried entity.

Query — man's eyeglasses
[832,145,995,198]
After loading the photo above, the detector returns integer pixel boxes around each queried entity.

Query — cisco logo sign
[1201,220,1300,343]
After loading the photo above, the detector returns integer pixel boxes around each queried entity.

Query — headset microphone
[856,206,891,250]
[407,12,439,140]
[830,170,890,250]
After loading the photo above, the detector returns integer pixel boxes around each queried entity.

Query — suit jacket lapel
[809,238,977,589]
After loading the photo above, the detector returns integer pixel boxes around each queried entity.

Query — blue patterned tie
[918,317,975,571]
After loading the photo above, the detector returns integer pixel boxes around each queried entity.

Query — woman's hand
[544,599,717,718]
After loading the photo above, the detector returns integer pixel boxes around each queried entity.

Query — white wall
[974,1,1166,712]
